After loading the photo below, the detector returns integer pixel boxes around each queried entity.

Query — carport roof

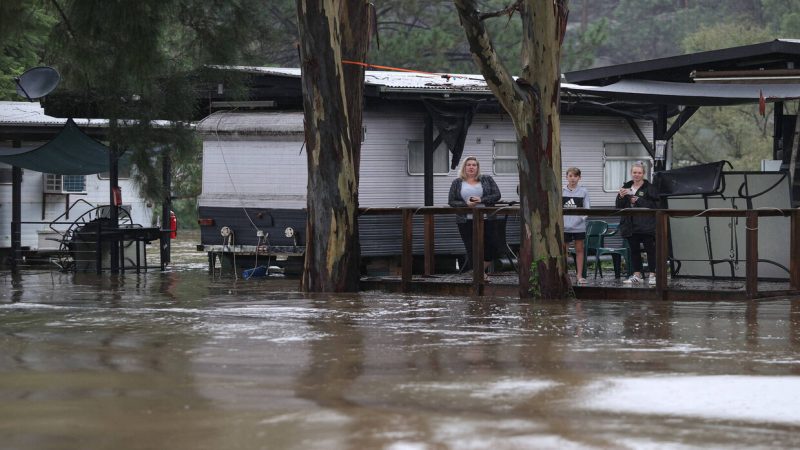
[0,118,109,175]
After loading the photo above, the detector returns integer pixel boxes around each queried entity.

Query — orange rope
[342,60,451,79]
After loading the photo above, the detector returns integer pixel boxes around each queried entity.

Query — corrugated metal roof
[196,110,304,135]
[0,101,107,127]
[0,101,182,128]
[211,66,492,94]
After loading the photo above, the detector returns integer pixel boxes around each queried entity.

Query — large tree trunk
[296,0,370,292]
[455,0,570,299]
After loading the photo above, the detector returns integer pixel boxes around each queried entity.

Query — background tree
[0,1,56,99]
[296,0,371,292]
[455,0,571,299]
[671,22,775,169]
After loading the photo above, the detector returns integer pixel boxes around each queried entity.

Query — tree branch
[454,0,519,114]
[478,0,522,21]
[48,0,75,40]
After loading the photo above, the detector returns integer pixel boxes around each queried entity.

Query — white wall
[198,110,652,210]
[0,170,152,250]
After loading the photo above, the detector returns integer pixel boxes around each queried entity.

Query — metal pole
[745,211,758,299]
[109,144,119,273]
[401,208,413,292]
[11,164,22,270]
[472,212,485,296]
[160,154,172,270]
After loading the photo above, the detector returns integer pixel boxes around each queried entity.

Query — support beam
[109,144,120,273]
[160,154,172,270]
[653,105,669,172]
[655,211,669,299]
[11,165,22,270]
[472,212,485,296]
[773,101,784,160]
[625,117,654,156]
[424,214,435,276]
[664,106,699,141]
[424,115,434,207]
[401,209,413,292]
[791,209,800,290]
[745,211,758,299]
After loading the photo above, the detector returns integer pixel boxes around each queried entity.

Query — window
[43,174,87,193]
[407,140,449,175]
[603,143,652,191]
[493,140,517,174]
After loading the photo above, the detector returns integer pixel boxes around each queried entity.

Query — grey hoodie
[562,185,590,233]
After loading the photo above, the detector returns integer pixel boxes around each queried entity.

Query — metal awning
[562,79,800,106]
[0,118,109,174]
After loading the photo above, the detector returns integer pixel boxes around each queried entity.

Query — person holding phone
[615,161,659,285]
[448,156,501,278]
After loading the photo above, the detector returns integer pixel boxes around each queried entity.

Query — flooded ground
[1,233,799,449]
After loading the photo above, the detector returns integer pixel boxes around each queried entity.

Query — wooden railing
[359,206,800,299]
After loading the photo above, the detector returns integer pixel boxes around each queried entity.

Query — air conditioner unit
[43,173,87,194]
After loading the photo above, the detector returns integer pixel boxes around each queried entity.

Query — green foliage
[672,22,774,170]
[562,19,609,71]
[528,256,547,299]
[0,0,56,100]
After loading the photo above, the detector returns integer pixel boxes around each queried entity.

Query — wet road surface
[1,237,799,449]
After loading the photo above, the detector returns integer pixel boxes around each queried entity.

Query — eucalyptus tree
[295,0,371,292]
[454,0,571,299]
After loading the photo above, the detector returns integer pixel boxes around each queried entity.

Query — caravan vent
[43,174,87,194]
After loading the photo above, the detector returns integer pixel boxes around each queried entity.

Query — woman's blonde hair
[458,156,481,180]
[631,160,647,174]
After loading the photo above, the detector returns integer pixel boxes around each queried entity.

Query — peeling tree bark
[296,0,370,292]
[455,0,570,299]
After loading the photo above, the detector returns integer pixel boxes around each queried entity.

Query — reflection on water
[0,234,799,449]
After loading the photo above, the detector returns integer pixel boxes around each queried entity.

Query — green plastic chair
[583,220,631,279]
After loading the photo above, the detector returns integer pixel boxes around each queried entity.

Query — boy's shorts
[564,232,585,243]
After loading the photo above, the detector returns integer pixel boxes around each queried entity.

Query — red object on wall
[112,186,122,206]
[169,211,177,239]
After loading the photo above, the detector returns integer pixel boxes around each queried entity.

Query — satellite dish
[14,66,61,101]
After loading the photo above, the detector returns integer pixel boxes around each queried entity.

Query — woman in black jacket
[448,156,501,276]
[615,162,659,285]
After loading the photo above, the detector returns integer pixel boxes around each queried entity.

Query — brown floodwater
[1,233,799,450]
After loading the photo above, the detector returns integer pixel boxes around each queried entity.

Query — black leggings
[627,233,656,274]
[457,220,496,263]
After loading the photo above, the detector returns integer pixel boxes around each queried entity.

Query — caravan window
[603,143,652,191]
[407,140,449,175]
[493,140,517,174]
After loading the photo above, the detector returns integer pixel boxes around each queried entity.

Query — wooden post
[160,153,172,270]
[109,144,120,274]
[655,210,668,299]
[472,211,485,296]
[10,140,21,270]
[790,209,800,290]
[745,210,758,299]
[424,213,435,276]
[401,208,413,292]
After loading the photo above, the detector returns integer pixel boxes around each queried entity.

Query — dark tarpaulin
[653,161,727,196]
[0,118,109,174]
[422,98,478,169]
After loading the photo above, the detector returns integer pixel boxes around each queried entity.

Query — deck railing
[359,206,800,299]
